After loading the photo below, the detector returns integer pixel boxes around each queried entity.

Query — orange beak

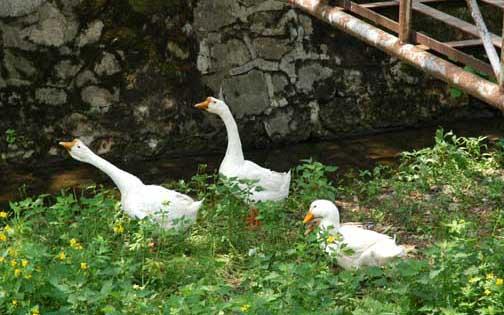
[194,97,211,110]
[59,140,77,151]
[303,211,314,224]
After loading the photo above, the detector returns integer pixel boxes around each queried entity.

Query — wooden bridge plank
[413,2,502,48]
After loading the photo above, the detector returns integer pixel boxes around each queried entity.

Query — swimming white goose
[303,199,404,270]
[194,96,291,203]
[59,139,203,230]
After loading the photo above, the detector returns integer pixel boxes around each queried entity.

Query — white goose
[194,96,291,203]
[59,139,203,230]
[303,200,404,270]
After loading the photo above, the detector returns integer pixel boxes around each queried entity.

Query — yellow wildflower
[496,278,503,286]
[486,273,495,280]
[12,300,17,306]
[240,304,251,312]
[57,251,66,261]
[0,257,4,263]
[14,268,21,277]
[32,307,40,315]
[80,262,88,270]
[113,224,124,234]
[484,289,491,295]
[468,277,479,284]
[10,259,17,267]
[69,238,83,250]
[8,247,17,257]
[4,225,12,234]
[326,235,336,244]
[21,259,29,267]
[0,211,8,218]
[0,232,7,242]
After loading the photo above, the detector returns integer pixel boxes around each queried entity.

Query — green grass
[1,129,504,314]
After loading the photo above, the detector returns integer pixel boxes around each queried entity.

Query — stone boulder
[0,0,46,17]
[28,2,78,47]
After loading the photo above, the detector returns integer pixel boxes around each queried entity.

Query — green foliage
[5,129,16,145]
[449,87,463,99]
[1,130,504,314]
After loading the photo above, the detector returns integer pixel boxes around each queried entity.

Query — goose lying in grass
[59,139,203,230]
[194,96,291,203]
[303,199,404,270]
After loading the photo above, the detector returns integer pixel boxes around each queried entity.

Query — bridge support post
[399,0,412,43]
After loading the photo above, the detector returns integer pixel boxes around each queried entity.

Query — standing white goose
[194,96,291,203]
[59,139,203,230]
[303,199,404,270]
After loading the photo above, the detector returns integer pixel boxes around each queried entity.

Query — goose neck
[220,109,244,164]
[87,153,143,195]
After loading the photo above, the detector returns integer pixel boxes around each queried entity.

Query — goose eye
[77,145,81,148]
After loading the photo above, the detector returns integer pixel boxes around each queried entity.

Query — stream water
[1,117,503,209]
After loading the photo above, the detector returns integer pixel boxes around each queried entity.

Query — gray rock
[299,15,313,36]
[272,73,289,93]
[81,86,114,113]
[62,112,104,145]
[264,108,293,138]
[55,60,81,80]
[223,70,269,118]
[211,39,251,71]
[76,20,104,47]
[4,50,36,86]
[94,52,121,76]
[253,37,292,60]
[229,58,278,76]
[197,39,211,74]
[36,87,67,105]
[389,61,420,85]
[28,2,78,47]
[75,70,98,88]
[193,0,239,33]
[1,22,37,51]
[59,0,82,14]
[0,74,6,89]
[58,46,74,56]
[296,63,333,93]
[250,9,295,36]
[0,0,46,17]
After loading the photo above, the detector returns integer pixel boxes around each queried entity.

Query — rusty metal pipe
[290,0,504,111]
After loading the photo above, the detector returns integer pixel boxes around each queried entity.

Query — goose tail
[281,170,292,199]
[375,239,405,262]
[192,199,204,212]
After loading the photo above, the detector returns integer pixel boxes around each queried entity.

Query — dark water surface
[1,117,503,208]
